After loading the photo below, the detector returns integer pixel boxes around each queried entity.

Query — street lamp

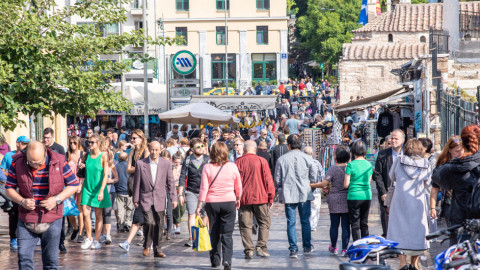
[157,18,165,85]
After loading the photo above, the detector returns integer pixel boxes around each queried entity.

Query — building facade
[159,0,289,91]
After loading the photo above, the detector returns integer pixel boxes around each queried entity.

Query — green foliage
[296,0,362,72]
[411,0,428,4]
[0,0,181,130]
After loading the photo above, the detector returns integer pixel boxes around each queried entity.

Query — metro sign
[172,50,196,75]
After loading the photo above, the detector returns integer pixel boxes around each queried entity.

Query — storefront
[252,53,277,84]
[211,54,236,88]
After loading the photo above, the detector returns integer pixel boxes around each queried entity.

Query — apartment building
[158,0,289,90]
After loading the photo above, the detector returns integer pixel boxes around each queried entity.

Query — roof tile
[342,43,429,61]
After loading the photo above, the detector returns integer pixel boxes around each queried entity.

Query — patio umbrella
[158,102,240,125]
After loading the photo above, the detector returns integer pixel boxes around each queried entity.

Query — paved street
[0,193,445,270]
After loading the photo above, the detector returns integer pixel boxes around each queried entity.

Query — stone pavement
[0,194,447,270]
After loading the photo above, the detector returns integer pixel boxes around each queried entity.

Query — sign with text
[171,79,199,85]
[414,79,423,133]
[171,87,200,98]
[190,96,277,111]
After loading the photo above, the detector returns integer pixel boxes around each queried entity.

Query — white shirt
[392,148,403,164]
[306,82,313,91]
[149,157,158,185]
[166,131,183,139]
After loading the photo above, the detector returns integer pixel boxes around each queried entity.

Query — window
[211,54,236,87]
[256,26,268,44]
[388,34,393,42]
[176,0,189,11]
[420,36,426,43]
[132,0,140,9]
[216,0,229,10]
[134,21,143,31]
[100,23,119,37]
[257,0,270,9]
[176,27,188,45]
[252,53,276,82]
[216,26,227,45]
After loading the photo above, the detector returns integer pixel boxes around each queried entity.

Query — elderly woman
[387,139,432,270]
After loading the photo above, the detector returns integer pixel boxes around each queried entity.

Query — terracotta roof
[342,43,429,60]
[353,3,444,33]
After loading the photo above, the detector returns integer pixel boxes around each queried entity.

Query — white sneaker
[175,227,181,234]
[137,229,143,237]
[91,240,101,250]
[81,238,93,250]
[99,235,106,244]
[105,235,112,245]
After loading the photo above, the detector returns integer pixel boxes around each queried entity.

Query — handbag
[76,152,86,178]
[191,216,212,252]
[63,196,79,217]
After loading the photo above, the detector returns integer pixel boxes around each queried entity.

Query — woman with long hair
[196,142,242,269]
[80,134,111,250]
[433,125,480,245]
[387,139,432,270]
[66,136,85,242]
[430,136,463,224]
[0,133,10,156]
[118,129,150,252]
[199,130,209,155]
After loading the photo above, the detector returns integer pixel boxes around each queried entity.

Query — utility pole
[143,0,149,138]
[120,1,126,127]
[224,0,228,90]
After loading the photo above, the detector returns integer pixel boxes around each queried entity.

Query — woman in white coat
[387,139,432,270]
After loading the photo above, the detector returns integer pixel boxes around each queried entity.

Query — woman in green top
[344,140,373,241]
[80,134,111,250]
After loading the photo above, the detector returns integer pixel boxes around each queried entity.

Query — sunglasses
[88,141,96,145]
[234,144,243,146]
[193,145,204,149]
[69,141,77,145]
[131,136,140,140]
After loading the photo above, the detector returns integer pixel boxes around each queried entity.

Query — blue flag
[358,0,368,25]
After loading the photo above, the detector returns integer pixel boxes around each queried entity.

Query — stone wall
[352,31,429,45]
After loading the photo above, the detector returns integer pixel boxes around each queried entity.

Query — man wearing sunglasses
[5,141,79,269]
[178,138,210,247]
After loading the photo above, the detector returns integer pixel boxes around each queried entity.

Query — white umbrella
[158,102,240,125]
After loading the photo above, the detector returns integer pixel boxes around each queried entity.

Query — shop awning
[335,87,410,113]
[189,95,277,111]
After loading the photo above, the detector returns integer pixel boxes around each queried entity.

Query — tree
[296,0,362,73]
[0,0,180,130]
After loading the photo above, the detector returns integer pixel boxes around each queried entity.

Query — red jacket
[235,153,275,205]
[14,148,66,223]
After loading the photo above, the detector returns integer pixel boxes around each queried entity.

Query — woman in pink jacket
[196,142,242,270]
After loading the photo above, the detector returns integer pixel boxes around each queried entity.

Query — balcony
[130,1,146,16]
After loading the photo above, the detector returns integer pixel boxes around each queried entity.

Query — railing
[440,90,478,146]
[429,28,449,54]
[460,10,480,40]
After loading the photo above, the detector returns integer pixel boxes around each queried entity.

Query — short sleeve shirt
[0,151,15,171]
[286,119,300,135]
[345,159,373,200]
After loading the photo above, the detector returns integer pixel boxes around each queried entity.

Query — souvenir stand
[364,120,379,165]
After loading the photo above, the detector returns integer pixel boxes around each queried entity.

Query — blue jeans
[18,218,63,270]
[285,201,312,251]
[330,213,350,250]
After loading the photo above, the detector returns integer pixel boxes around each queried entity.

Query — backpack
[468,168,480,218]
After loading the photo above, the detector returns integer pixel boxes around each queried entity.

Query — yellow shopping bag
[191,216,212,252]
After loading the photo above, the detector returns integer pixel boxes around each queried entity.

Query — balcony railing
[460,10,480,40]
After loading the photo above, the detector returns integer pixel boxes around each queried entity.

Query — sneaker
[289,250,298,258]
[304,245,315,253]
[311,228,317,231]
[36,239,41,246]
[341,249,347,257]
[119,241,130,252]
[223,261,231,270]
[245,250,254,259]
[136,229,143,237]
[184,239,193,247]
[10,238,18,250]
[70,229,79,241]
[59,243,67,254]
[99,235,106,244]
[175,227,181,235]
[76,235,85,243]
[81,238,93,250]
[91,240,101,250]
[105,235,112,245]
[255,248,270,257]
[328,245,338,255]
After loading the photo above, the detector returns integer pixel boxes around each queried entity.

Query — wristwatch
[55,196,62,205]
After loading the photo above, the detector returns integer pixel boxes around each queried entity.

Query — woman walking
[387,139,432,270]
[344,140,373,241]
[196,142,242,270]
[311,146,351,256]
[66,136,85,242]
[80,134,111,250]
[100,150,118,245]
[433,125,480,245]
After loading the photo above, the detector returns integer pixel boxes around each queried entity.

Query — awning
[335,87,410,113]
[189,95,277,111]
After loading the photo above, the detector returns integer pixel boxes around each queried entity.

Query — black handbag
[76,151,86,178]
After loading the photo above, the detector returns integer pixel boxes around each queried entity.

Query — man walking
[285,114,300,135]
[42,128,65,155]
[236,141,275,259]
[5,141,79,269]
[275,135,317,258]
[132,141,177,257]
[303,147,325,231]
[178,138,210,247]
[373,129,405,237]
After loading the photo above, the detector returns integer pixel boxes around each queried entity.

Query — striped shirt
[5,154,79,202]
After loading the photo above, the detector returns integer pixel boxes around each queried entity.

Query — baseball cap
[17,136,30,143]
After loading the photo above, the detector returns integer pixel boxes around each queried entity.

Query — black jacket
[179,154,210,194]
[257,150,274,175]
[373,148,393,197]
[272,144,289,171]
[433,152,480,225]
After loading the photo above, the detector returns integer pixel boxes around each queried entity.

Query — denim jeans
[330,213,350,250]
[285,201,312,251]
[18,218,63,270]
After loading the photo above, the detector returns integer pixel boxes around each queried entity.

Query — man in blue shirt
[255,83,263,95]
[0,135,29,250]
[285,115,301,135]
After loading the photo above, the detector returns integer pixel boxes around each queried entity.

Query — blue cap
[17,136,30,143]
